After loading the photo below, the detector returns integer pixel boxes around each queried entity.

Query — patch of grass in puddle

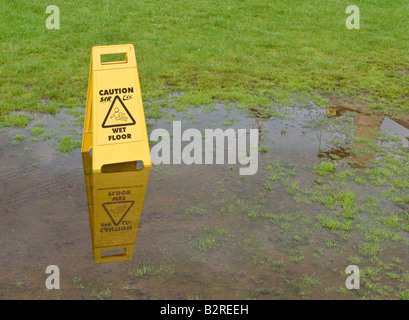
[317,216,352,232]
[364,282,394,298]
[251,287,274,298]
[215,227,231,237]
[386,272,400,280]
[72,277,112,300]
[57,135,81,153]
[263,181,273,192]
[185,205,207,217]
[73,116,85,127]
[359,242,384,258]
[280,222,293,233]
[11,134,24,145]
[259,146,269,154]
[399,290,409,300]
[379,214,402,230]
[247,208,259,219]
[263,213,294,223]
[301,274,320,288]
[286,181,300,195]
[72,276,85,290]
[66,108,84,117]
[11,280,24,288]
[401,273,409,283]
[89,287,112,300]
[288,252,305,264]
[266,162,298,186]
[348,256,361,265]
[324,239,338,248]
[267,258,287,274]
[0,114,33,128]
[128,265,155,277]
[128,265,174,278]
[314,161,336,176]
[193,237,218,253]
[30,127,45,136]
[188,228,220,254]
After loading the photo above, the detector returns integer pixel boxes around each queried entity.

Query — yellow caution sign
[82,153,151,264]
[82,44,151,172]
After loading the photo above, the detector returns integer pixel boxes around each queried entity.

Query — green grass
[289,253,304,264]
[248,208,258,219]
[260,146,269,154]
[348,256,361,265]
[128,265,155,277]
[399,290,409,300]
[0,114,33,128]
[11,280,24,288]
[12,134,24,144]
[314,161,336,176]
[359,242,383,257]
[30,127,45,136]
[325,239,338,248]
[185,205,207,216]
[318,216,352,231]
[1,0,409,129]
[301,274,319,288]
[57,135,81,153]
[194,237,218,253]
[90,287,112,300]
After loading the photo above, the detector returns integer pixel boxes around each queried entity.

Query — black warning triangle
[102,95,136,128]
[102,201,135,226]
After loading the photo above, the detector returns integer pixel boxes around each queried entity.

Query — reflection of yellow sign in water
[82,153,150,264]
[82,44,151,173]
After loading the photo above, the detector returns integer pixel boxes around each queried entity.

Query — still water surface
[1,103,408,299]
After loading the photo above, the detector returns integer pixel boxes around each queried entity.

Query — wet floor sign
[82,44,151,172]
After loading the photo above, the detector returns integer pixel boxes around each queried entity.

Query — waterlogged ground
[1,102,409,300]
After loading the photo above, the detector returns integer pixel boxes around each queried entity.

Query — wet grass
[288,125,409,298]
[30,127,44,136]
[314,161,336,176]
[0,114,33,128]
[164,105,409,300]
[57,135,81,153]
[11,134,24,145]
[128,265,174,278]
[1,0,409,134]
[72,277,112,300]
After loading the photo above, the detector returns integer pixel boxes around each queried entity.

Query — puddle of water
[324,105,409,167]
[380,118,409,148]
[0,103,408,300]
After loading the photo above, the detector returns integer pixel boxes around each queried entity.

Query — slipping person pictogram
[110,107,128,122]
[102,95,136,128]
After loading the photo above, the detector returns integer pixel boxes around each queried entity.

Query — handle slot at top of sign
[100,52,128,65]
[91,44,137,71]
